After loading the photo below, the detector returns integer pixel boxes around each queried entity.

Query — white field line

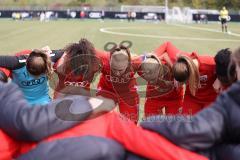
[99,26,240,42]
[169,23,240,37]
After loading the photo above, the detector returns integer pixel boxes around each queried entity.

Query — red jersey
[144,82,184,116]
[0,130,21,160]
[154,43,217,103]
[154,42,218,114]
[53,49,108,98]
[183,52,217,114]
[144,58,183,101]
[97,55,139,102]
[97,55,140,121]
[152,42,187,101]
[142,44,185,116]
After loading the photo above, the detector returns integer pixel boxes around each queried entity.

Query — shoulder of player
[131,55,142,71]
[9,50,32,68]
[15,50,32,63]
[0,67,10,77]
[198,55,215,65]
[189,52,215,70]
[131,55,142,64]
[95,49,109,59]
[198,55,216,72]
[15,50,32,56]
[95,49,110,65]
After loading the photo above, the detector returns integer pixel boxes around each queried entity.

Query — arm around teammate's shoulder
[0,82,94,141]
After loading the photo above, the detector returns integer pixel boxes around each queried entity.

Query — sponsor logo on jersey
[64,81,89,87]
[105,72,132,83]
[21,77,45,86]
[199,75,208,87]
[200,75,208,82]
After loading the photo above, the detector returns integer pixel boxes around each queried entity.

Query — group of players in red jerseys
[50,39,233,122]
[0,39,233,121]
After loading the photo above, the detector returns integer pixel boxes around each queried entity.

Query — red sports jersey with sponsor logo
[97,55,141,122]
[2,112,206,160]
[155,42,217,114]
[143,44,185,116]
[154,42,217,115]
[53,49,108,98]
[183,52,217,114]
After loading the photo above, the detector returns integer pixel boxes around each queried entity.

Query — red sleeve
[0,130,20,160]
[95,49,109,60]
[15,50,32,56]
[131,55,142,72]
[0,68,10,77]
[154,42,181,63]
[154,42,191,63]
[95,49,110,69]
[108,112,208,160]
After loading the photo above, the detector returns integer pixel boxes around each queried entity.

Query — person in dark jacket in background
[140,47,240,160]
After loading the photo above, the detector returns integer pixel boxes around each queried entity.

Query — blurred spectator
[127,11,131,22]
[80,11,85,19]
[131,11,136,21]
[101,10,105,20]
[40,12,45,22]
[200,14,208,24]
[67,9,71,20]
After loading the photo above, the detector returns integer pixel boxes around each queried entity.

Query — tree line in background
[0,0,239,10]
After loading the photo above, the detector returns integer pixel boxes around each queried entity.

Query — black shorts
[221,18,227,24]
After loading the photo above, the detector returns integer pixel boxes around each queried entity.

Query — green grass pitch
[1,19,240,54]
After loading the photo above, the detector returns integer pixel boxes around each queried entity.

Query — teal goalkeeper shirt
[12,66,51,105]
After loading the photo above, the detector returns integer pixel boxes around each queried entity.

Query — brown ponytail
[62,38,96,75]
[173,55,200,96]
[145,54,165,78]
